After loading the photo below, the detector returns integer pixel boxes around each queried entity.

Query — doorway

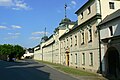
[106,47,120,78]
[66,52,69,66]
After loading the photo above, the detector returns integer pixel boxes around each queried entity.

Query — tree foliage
[0,44,25,60]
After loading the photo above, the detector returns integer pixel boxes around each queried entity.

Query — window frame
[109,2,115,9]
[87,6,91,14]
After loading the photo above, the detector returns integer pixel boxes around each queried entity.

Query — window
[67,37,68,48]
[88,29,92,43]
[64,40,65,49]
[81,32,84,45]
[75,53,77,65]
[82,53,85,65]
[87,6,91,14]
[75,35,77,46]
[71,54,72,64]
[70,37,72,47]
[109,26,113,36]
[81,12,83,19]
[61,42,63,49]
[109,2,115,9]
[89,53,93,66]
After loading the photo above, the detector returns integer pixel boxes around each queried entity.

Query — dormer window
[81,12,83,19]
[87,6,91,14]
[109,2,115,9]
[109,26,113,36]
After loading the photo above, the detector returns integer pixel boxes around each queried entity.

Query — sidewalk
[36,60,108,80]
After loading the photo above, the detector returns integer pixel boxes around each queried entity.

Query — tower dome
[59,18,71,25]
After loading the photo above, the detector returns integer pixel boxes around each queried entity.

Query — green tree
[13,45,25,59]
[0,44,25,60]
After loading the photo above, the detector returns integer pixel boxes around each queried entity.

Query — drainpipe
[98,26,102,74]
[96,0,102,74]
[52,44,53,63]
[42,47,43,61]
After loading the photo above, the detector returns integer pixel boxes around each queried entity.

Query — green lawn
[37,60,98,76]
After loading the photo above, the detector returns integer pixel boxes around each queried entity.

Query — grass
[37,60,98,76]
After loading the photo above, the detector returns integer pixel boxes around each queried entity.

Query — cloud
[0,0,31,10]
[71,1,76,5]
[0,0,13,6]
[4,32,21,40]
[8,32,21,35]
[29,37,41,40]
[11,25,22,29]
[4,35,19,40]
[32,31,48,35]
[67,0,77,10]
[0,25,7,29]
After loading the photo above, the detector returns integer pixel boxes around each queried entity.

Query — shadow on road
[0,59,51,80]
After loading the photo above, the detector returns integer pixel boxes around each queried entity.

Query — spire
[64,3,67,18]
[44,27,46,36]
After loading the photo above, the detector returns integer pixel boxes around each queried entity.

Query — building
[34,18,75,64]
[33,0,120,78]
[23,48,34,59]
[98,9,120,78]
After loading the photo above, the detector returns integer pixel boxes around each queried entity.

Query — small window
[75,53,77,65]
[71,37,72,47]
[89,53,93,66]
[81,32,84,45]
[75,35,77,46]
[71,54,73,64]
[82,53,85,65]
[61,42,63,49]
[88,29,92,43]
[64,40,66,49]
[109,2,115,9]
[81,12,83,19]
[109,26,113,36]
[87,6,91,14]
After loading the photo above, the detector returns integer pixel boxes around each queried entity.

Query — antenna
[64,3,67,18]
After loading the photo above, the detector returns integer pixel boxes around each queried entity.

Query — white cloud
[71,1,76,5]
[11,25,22,29]
[32,31,48,35]
[67,0,77,10]
[29,37,41,40]
[8,32,21,35]
[4,35,19,40]
[0,0,31,10]
[0,25,7,29]
[0,0,13,6]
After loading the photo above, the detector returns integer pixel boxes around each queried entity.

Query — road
[0,59,79,80]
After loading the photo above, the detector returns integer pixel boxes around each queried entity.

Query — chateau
[33,0,120,78]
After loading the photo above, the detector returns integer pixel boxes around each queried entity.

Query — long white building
[33,0,120,79]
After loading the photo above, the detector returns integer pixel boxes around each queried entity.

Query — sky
[0,0,88,48]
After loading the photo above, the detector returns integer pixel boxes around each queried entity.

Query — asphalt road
[0,59,79,80]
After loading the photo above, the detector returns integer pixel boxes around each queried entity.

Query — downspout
[98,26,102,74]
[42,47,43,61]
[96,0,102,74]
[52,44,53,63]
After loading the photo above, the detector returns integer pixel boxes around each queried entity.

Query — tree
[13,45,25,59]
[0,44,25,60]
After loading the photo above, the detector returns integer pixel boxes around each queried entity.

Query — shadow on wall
[97,46,120,80]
